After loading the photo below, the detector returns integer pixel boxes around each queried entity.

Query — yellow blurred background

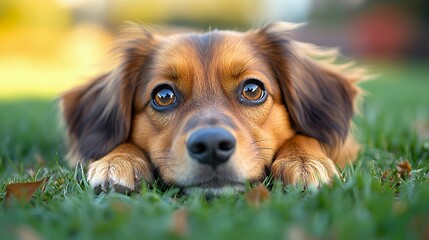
[0,0,427,98]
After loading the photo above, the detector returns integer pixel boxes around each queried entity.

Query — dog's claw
[101,180,109,193]
[113,184,133,195]
[91,180,134,195]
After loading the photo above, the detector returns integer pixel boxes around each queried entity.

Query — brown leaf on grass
[111,202,130,214]
[170,208,189,236]
[245,184,270,208]
[286,225,316,240]
[381,170,391,182]
[393,201,408,215]
[14,225,41,240]
[5,177,48,207]
[396,160,412,180]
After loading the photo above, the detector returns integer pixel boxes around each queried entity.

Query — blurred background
[0,0,428,98]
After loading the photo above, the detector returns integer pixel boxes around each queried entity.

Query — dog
[61,22,363,196]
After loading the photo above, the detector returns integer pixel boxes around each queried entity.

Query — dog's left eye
[151,85,177,109]
[240,79,267,104]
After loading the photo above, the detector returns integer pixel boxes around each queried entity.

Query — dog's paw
[271,154,340,188]
[87,154,152,194]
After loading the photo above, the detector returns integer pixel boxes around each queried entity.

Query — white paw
[87,155,141,193]
[272,154,340,188]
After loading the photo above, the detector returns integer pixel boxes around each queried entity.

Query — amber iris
[241,82,264,101]
[154,88,176,107]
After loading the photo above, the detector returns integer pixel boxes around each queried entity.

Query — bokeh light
[0,0,427,98]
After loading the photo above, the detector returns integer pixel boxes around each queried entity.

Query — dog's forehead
[153,31,260,77]
[144,30,281,102]
[162,30,249,56]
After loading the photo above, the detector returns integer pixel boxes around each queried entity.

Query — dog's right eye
[151,85,177,110]
[239,79,267,105]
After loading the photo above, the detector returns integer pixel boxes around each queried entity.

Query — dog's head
[62,23,361,195]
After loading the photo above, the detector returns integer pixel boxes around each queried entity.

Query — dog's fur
[61,23,363,195]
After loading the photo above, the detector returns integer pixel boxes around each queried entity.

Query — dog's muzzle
[186,127,236,168]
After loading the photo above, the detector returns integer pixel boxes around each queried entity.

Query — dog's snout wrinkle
[183,113,237,133]
[187,127,236,168]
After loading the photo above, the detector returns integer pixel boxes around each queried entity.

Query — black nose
[187,127,236,167]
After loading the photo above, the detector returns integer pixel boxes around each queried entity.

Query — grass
[1,63,429,240]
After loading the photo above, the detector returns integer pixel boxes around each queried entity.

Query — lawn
[1,63,428,240]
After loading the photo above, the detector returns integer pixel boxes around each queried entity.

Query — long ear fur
[61,27,157,165]
[251,22,364,147]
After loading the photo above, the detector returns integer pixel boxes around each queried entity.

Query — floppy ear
[61,28,157,165]
[251,23,363,147]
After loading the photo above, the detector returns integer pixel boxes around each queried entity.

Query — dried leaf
[56,178,65,185]
[245,184,270,208]
[111,202,130,214]
[396,160,412,180]
[381,170,391,182]
[393,201,408,215]
[14,225,41,240]
[5,178,48,206]
[286,225,316,240]
[170,208,189,236]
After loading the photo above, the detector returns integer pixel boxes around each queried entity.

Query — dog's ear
[250,22,363,147]
[61,28,157,164]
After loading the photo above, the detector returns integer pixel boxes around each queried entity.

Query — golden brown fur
[61,22,364,195]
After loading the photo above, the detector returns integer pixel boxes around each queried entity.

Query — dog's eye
[152,85,176,109]
[240,79,266,104]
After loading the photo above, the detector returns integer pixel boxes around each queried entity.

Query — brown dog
[61,22,363,196]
